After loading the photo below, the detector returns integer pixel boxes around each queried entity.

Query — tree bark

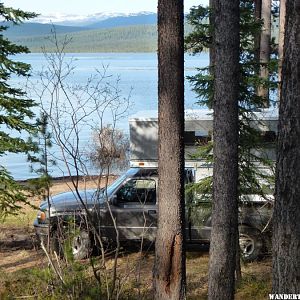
[209,0,216,69]
[278,0,286,101]
[258,0,271,106]
[272,0,300,293]
[208,1,240,299]
[153,0,186,299]
[208,0,216,110]
[254,0,262,69]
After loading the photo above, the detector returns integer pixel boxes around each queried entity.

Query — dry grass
[0,247,272,299]
[186,251,210,299]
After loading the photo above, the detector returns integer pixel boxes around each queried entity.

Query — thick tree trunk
[208,1,240,300]
[272,0,300,293]
[278,0,286,101]
[153,1,186,299]
[258,0,271,106]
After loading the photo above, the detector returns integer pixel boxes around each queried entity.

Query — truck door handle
[148,210,157,215]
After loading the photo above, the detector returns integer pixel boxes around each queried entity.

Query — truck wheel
[71,230,91,260]
[239,226,263,262]
[50,228,91,260]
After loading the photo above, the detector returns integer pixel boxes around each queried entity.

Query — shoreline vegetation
[17,174,117,185]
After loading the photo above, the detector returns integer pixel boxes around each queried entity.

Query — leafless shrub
[27,31,134,298]
[89,125,129,173]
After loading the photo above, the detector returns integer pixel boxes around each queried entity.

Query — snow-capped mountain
[32,11,156,27]
[3,10,158,41]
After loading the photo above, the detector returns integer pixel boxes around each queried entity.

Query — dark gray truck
[34,167,273,261]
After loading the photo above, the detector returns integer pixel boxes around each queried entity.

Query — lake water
[1,52,209,179]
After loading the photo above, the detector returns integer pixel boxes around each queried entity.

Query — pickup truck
[34,167,273,261]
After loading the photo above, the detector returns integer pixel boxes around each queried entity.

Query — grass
[236,262,272,300]
[0,248,272,300]
[2,210,37,228]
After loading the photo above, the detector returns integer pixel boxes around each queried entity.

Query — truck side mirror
[110,194,118,206]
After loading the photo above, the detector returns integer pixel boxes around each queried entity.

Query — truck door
[105,177,158,242]
[186,197,212,242]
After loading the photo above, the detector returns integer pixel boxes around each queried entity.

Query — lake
[1,52,209,179]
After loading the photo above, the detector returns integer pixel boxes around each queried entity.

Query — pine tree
[207,1,240,298]
[153,0,186,298]
[185,1,277,285]
[27,112,54,198]
[272,0,300,292]
[185,0,277,202]
[0,3,37,219]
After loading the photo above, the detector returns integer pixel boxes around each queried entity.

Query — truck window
[116,179,156,205]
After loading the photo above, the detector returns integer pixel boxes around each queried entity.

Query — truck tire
[50,228,91,260]
[71,230,91,260]
[239,226,263,262]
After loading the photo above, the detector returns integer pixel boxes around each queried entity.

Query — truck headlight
[37,210,48,223]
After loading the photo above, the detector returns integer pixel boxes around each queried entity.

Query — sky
[3,0,209,15]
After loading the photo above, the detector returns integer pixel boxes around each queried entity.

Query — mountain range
[3,12,192,53]
[3,12,157,37]
[33,11,156,27]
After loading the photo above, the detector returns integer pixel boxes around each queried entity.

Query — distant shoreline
[18,174,118,185]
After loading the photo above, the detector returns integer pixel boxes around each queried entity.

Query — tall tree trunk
[258,0,271,106]
[254,0,262,69]
[209,0,216,69]
[208,1,240,299]
[278,0,286,101]
[208,0,215,110]
[272,0,300,293]
[153,0,186,299]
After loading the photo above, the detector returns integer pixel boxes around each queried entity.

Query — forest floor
[0,177,272,299]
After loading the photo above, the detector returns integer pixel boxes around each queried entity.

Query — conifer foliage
[185,0,278,199]
[0,3,37,218]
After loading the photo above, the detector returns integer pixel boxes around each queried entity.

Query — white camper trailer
[129,109,278,182]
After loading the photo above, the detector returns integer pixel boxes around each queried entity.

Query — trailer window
[261,131,276,143]
[184,131,211,146]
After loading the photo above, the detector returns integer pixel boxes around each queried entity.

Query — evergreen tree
[185,0,278,201]
[27,112,54,199]
[207,1,240,298]
[0,3,37,219]
[273,0,300,292]
[153,0,186,298]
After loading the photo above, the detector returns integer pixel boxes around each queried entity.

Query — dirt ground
[0,176,115,273]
